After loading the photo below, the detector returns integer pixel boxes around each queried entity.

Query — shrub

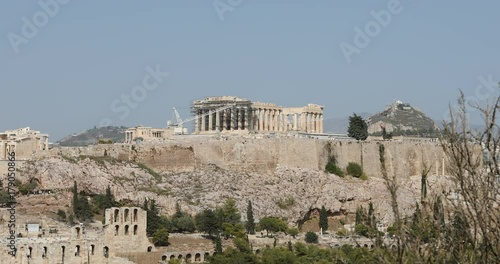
[325,161,344,177]
[287,227,299,238]
[360,172,369,181]
[305,232,318,243]
[346,162,363,178]
[57,209,67,221]
[336,228,348,237]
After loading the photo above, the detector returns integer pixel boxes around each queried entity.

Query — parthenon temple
[192,96,324,134]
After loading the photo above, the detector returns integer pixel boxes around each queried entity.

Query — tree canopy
[347,113,368,140]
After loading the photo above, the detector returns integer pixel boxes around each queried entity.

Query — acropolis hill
[0,97,452,264]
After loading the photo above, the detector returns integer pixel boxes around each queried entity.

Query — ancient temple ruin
[192,96,324,134]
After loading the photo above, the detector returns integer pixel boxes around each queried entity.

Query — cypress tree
[246,200,255,234]
[319,206,329,232]
[72,181,78,214]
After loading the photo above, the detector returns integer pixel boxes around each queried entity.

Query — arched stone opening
[125,225,129,235]
[364,244,368,248]
[186,253,192,262]
[61,246,65,259]
[334,244,340,248]
[170,255,176,260]
[124,208,129,222]
[42,246,47,258]
[370,245,374,249]
[134,209,138,222]
[91,244,95,255]
[195,253,201,262]
[103,246,109,258]
[147,246,152,252]
[115,225,119,236]
[162,255,167,261]
[204,252,210,259]
[134,225,138,235]
[178,254,183,259]
[114,209,119,223]
[75,245,80,256]
[75,227,81,238]
[28,247,32,258]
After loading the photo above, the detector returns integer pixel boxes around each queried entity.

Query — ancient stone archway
[195,253,201,262]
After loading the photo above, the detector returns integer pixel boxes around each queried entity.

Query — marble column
[208,110,213,131]
[292,114,297,131]
[275,110,279,131]
[201,110,206,132]
[239,108,244,130]
[262,109,267,131]
[269,110,274,131]
[245,108,250,130]
[195,110,200,133]
[215,110,221,132]
[320,114,324,133]
[259,109,263,131]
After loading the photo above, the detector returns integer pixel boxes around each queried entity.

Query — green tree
[259,217,288,237]
[152,227,169,246]
[319,206,329,232]
[195,209,221,237]
[72,181,78,213]
[72,181,93,221]
[216,198,241,226]
[246,200,256,234]
[347,113,368,141]
[305,232,318,243]
[143,199,162,236]
[215,236,223,254]
[172,214,196,233]
[170,203,196,233]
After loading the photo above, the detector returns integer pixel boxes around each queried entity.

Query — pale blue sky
[1,1,499,140]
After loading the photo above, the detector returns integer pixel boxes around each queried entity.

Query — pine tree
[246,200,255,234]
[319,206,329,232]
[347,113,368,141]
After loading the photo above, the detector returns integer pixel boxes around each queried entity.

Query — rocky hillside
[16,156,451,228]
[57,126,127,146]
[367,100,439,137]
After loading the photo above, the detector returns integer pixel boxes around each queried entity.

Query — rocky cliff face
[16,155,451,227]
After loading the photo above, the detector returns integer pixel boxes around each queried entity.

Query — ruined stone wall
[46,138,448,178]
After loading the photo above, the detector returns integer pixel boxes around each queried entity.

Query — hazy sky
[1,1,499,140]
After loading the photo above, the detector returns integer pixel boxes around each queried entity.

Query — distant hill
[57,126,127,146]
[367,100,439,137]
[324,113,371,134]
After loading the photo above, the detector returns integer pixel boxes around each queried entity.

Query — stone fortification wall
[46,138,447,178]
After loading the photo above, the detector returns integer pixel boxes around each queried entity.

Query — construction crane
[167,107,188,135]
[167,105,237,134]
